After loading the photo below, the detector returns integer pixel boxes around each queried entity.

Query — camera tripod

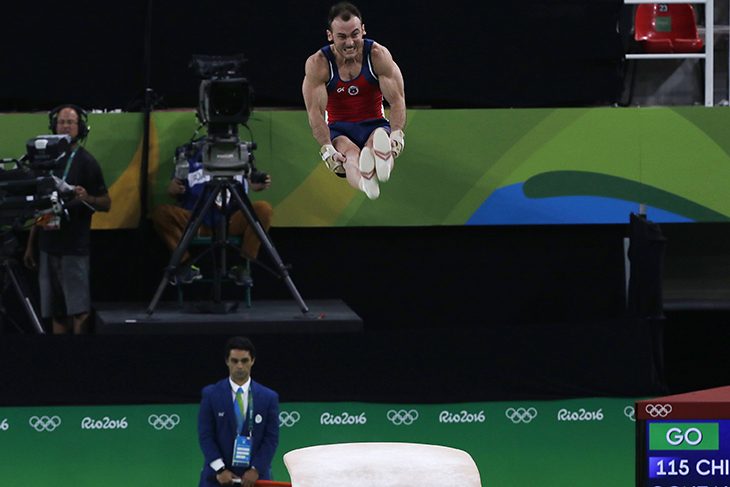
[0,256,45,334]
[146,177,309,315]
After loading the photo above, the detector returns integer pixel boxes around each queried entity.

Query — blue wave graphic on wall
[468,183,693,225]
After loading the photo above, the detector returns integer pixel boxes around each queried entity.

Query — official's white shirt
[229,377,251,416]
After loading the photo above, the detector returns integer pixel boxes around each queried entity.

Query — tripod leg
[229,185,309,313]
[211,187,229,304]
[146,183,222,314]
[4,261,44,334]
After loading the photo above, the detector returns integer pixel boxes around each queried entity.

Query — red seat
[634,3,704,53]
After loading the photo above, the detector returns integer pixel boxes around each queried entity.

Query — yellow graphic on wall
[92,120,159,229]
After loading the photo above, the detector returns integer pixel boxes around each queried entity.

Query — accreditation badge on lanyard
[232,390,253,467]
[232,435,252,467]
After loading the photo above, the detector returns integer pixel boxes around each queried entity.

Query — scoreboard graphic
[637,387,730,487]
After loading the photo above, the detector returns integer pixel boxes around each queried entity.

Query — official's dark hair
[49,104,90,140]
[225,336,256,360]
[328,2,362,30]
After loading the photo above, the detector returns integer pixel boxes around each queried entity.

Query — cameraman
[23,105,111,334]
[151,145,273,286]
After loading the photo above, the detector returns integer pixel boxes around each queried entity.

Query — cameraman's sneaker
[372,127,393,182]
[228,265,253,287]
[358,147,380,200]
[169,265,202,286]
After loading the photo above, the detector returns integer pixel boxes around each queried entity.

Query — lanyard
[236,386,254,437]
[62,147,79,181]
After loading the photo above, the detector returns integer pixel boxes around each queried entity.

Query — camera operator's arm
[248,174,272,192]
[74,186,111,212]
[167,178,186,198]
[24,225,38,269]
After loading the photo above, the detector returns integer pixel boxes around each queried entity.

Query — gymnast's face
[226,349,255,385]
[328,16,366,61]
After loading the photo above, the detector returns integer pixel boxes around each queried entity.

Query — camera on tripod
[188,53,266,182]
[147,54,308,316]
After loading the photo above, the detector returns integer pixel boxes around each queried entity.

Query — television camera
[187,53,266,181]
[0,134,78,229]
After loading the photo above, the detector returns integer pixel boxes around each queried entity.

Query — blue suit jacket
[198,378,280,487]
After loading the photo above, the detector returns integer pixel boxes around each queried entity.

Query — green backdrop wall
[2,107,727,228]
[0,397,637,486]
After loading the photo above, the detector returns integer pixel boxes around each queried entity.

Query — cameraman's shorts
[328,118,390,149]
[39,252,90,319]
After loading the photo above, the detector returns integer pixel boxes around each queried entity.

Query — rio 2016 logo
[438,410,485,424]
[81,417,128,430]
[649,423,719,451]
[319,412,367,426]
[557,408,604,422]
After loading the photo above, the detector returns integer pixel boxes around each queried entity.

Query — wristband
[320,144,338,162]
[390,130,405,158]
[320,144,346,177]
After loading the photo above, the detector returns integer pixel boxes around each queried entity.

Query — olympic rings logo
[147,414,180,430]
[624,406,636,422]
[505,407,538,424]
[29,415,62,432]
[645,404,673,418]
[279,411,301,428]
[386,409,419,426]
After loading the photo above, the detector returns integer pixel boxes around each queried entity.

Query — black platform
[664,282,730,311]
[94,299,363,334]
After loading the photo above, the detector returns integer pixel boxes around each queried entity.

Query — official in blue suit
[198,336,280,487]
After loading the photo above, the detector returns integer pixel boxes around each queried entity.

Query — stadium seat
[283,442,482,487]
[176,235,252,308]
[634,3,704,53]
